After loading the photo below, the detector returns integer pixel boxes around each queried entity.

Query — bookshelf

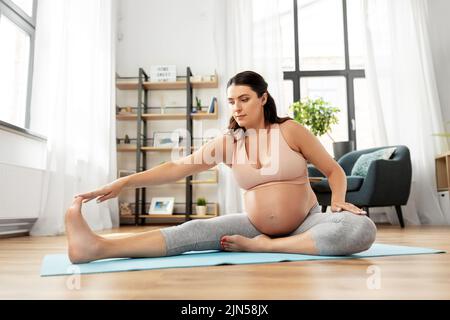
[116,73,218,91]
[436,151,450,191]
[116,67,220,225]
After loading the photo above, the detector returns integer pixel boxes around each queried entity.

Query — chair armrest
[358,158,412,205]
[338,152,362,175]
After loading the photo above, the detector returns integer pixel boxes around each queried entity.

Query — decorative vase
[332,141,355,161]
[196,205,207,215]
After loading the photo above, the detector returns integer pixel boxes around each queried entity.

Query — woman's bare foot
[220,234,272,252]
[65,197,104,264]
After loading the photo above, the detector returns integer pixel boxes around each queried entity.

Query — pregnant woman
[66,71,377,264]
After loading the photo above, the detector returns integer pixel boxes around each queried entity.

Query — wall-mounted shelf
[117,145,200,152]
[119,202,219,223]
[116,72,218,91]
[116,112,218,121]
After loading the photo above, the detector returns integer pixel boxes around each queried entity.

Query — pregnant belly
[244,183,317,236]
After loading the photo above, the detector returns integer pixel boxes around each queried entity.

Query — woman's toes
[223,243,237,252]
[221,240,231,251]
[221,235,237,251]
[71,196,83,210]
[220,236,234,248]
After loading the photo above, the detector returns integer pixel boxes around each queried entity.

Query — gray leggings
[160,203,377,256]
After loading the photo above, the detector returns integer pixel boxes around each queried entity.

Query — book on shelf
[208,97,217,114]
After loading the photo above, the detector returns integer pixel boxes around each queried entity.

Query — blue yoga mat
[40,243,445,276]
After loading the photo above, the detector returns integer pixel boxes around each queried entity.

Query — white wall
[116,0,217,77]
[116,0,223,215]
[428,0,450,124]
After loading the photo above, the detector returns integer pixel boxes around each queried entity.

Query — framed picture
[153,131,180,148]
[148,197,175,215]
[118,169,136,178]
[150,65,176,82]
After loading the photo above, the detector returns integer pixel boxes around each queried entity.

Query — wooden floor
[0,224,449,300]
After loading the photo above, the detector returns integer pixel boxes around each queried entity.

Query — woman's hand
[331,201,367,215]
[75,177,129,203]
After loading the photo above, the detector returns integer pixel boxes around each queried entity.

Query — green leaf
[289,97,340,137]
[196,197,207,206]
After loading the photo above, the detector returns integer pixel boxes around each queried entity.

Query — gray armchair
[308,145,412,228]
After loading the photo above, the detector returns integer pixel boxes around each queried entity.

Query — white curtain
[362,0,449,225]
[213,0,286,215]
[30,0,118,235]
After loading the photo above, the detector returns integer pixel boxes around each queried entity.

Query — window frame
[0,0,37,131]
[283,0,365,147]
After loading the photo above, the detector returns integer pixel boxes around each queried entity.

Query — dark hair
[226,70,292,131]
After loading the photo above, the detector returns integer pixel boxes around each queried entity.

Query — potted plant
[289,97,354,160]
[194,96,202,113]
[196,197,207,215]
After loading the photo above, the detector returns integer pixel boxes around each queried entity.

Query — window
[298,0,346,71]
[0,0,36,129]
[300,76,349,155]
[10,0,34,16]
[282,0,367,155]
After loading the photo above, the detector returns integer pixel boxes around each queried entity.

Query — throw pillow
[351,147,396,177]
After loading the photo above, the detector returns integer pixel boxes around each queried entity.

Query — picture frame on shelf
[153,131,180,148]
[119,202,132,216]
[148,197,175,215]
[150,65,177,82]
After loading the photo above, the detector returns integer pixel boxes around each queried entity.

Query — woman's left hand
[331,201,367,215]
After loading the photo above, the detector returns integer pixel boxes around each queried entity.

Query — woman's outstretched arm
[76,133,233,203]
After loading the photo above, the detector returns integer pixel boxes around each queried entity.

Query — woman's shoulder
[278,118,302,130]
[277,119,302,139]
[277,119,311,153]
[278,119,312,137]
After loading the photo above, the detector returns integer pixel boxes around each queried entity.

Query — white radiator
[0,162,43,236]
[438,191,450,225]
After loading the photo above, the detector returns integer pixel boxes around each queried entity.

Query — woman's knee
[312,212,377,255]
[341,213,377,254]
